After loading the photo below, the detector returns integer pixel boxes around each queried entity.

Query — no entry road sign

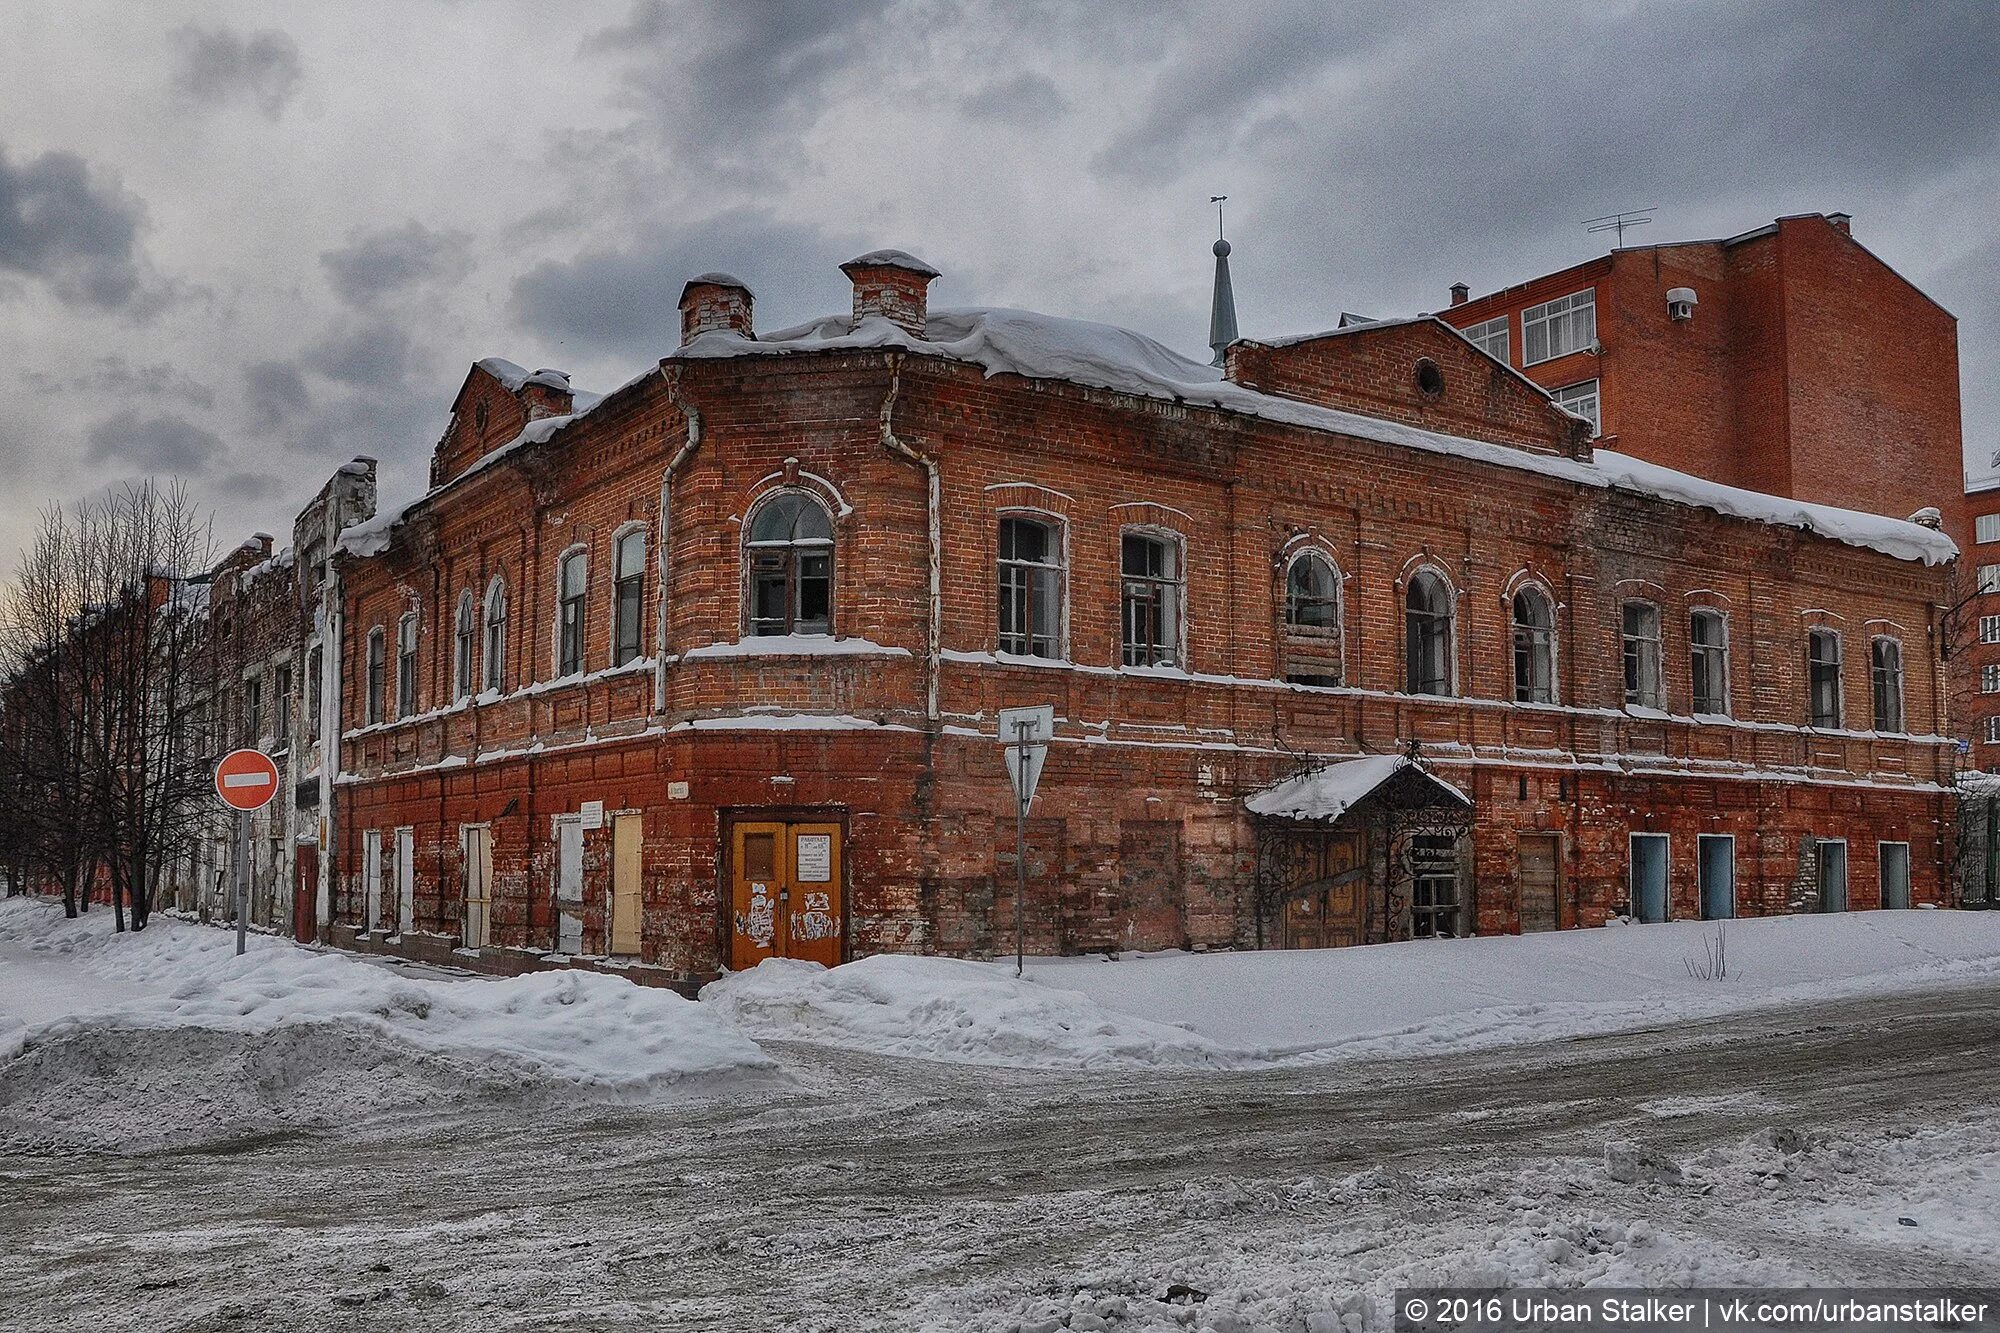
[214,748,280,812]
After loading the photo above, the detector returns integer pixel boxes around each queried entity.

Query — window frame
[1869,635,1905,733]
[1980,563,2000,594]
[396,610,419,718]
[1405,833,1463,938]
[365,626,386,725]
[306,643,323,737]
[556,547,588,678]
[1119,526,1185,669]
[275,662,292,750]
[1621,600,1665,710]
[482,578,508,693]
[1808,627,1843,729]
[1985,663,2000,696]
[1688,608,1731,716]
[454,591,476,701]
[1280,547,1343,688]
[1980,613,2000,645]
[1550,378,1601,436]
[1403,567,1456,697]
[612,525,646,667]
[1463,315,1509,363]
[997,512,1066,660]
[1978,514,2000,544]
[1510,584,1556,705]
[1521,288,1597,365]
[744,490,836,638]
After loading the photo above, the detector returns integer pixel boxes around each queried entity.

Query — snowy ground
[4,899,2000,1331]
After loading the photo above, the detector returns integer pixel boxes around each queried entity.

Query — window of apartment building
[747,492,834,637]
[1871,637,1905,733]
[397,612,419,717]
[1522,289,1596,365]
[1281,549,1342,687]
[244,676,262,741]
[613,528,645,667]
[998,516,1063,659]
[1987,716,2000,744]
[557,550,588,676]
[1621,601,1664,709]
[1407,834,1461,938]
[1689,609,1730,715]
[1808,628,1842,728]
[306,645,322,737]
[1983,615,2000,645]
[483,578,508,692]
[1986,664,2000,695]
[274,664,292,750]
[1981,563,2000,594]
[1464,315,1509,363]
[1404,570,1454,695]
[1511,587,1555,704]
[1120,530,1182,668]
[1551,379,1601,436]
[455,592,476,701]
[1979,513,2000,544]
[365,628,386,725]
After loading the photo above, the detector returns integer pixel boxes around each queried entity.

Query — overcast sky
[3,0,1996,578]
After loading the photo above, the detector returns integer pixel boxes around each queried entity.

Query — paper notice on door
[795,833,832,883]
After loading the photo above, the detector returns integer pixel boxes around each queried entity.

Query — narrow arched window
[482,578,508,692]
[1404,570,1453,696]
[998,516,1063,658]
[613,528,645,666]
[1871,637,1904,732]
[1120,530,1183,668]
[747,492,834,636]
[396,610,419,717]
[365,626,386,724]
[1282,551,1341,687]
[1511,587,1554,704]
[1808,628,1842,728]
[454,591,476,701]
[1622,601,1663,709]
[558,549,588,675]
[1689,610,1729,715]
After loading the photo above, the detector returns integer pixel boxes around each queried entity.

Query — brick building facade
[321,252,1956,987]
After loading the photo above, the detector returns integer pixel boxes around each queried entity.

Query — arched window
[396,610,419,718]
[1511,587,1554,704]
[558,549,588,676]
[365,626,386,724]
[1282,550,1341,687]
[1404,570,1454,695]
[454,591,476,701]
[482,578,507,692]
[998,516,1063,658]
[747,492,833,636]
[1120,529,1183,668]
[1870,636,1903,732]
[613,528,645,666]
[1689,610,1729,715]
[1622,601,1664,709]
[1808,628,1842,728]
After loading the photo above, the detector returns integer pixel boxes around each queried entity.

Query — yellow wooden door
[610,814,643,956]
[731,821,786,970]
[785,823,843,968]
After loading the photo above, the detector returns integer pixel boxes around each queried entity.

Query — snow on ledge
[681,635,912,659]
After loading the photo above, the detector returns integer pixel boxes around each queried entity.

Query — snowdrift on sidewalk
[1027,911,2000,1059]
[0,900,776,1151]
[700,954,1250,1070]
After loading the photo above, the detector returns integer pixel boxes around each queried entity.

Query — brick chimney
[1827,212,1852,235]
[840,250,938,337]
[1449,282,1470,307]
[679,274,754,344]
[519,368,574,420]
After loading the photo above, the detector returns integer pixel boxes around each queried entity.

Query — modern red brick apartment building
[323,251,1956,984]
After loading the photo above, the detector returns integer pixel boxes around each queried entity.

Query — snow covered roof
[841,249,940,278]
[475,357,533,393]
[671,307,1956,566]
[1245,754,1469,822]
[683,272,752,294]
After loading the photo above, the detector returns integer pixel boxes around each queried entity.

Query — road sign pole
[1014,717,1031,978]
[235,806,249,956]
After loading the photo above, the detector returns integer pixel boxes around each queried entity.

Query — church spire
[1207,196,1238,367]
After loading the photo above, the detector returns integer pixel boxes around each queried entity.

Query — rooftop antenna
[1584,207,1657,248]
[1207,195,1238,367]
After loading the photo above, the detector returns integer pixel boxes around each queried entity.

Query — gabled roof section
[1246,754,1469,822]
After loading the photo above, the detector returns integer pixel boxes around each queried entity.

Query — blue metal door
[1879,842,1910,910]
[1816,840,1848,912]
[1630,834,1669,923]
[1699,835,1734,920]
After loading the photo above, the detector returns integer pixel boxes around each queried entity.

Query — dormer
[430,359,538,487]
[1226,316,1592,460]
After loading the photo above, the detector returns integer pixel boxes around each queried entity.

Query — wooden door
[463,826,491,948]
[1517,834,1560,933]
[610,814,643,956]
[293,844,318,944]
[363,832,382,934]
[730,820,843,969]
[1282,832,1364,949]
[395,828,415,936]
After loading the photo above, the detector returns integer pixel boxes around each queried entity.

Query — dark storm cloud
[0,145,150,311]
[584,0,893,177]
[511,208,868,360]
[171,24,303,120]
[244,360,311,431]
[320,221,472,309]
[82,411,222,475]
[70,356,213,410]
[310,322,416,390]
[960,72,1068,126]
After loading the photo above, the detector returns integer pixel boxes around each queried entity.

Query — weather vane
[1211,195,1228,240]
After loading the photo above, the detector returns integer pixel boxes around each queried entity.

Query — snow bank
[700,954,1249,1070]
[1028,911,2000,1060]
[0,899,776,1151]
[676,307,1953,566]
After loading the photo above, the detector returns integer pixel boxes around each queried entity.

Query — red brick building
[317,249,1957,985]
